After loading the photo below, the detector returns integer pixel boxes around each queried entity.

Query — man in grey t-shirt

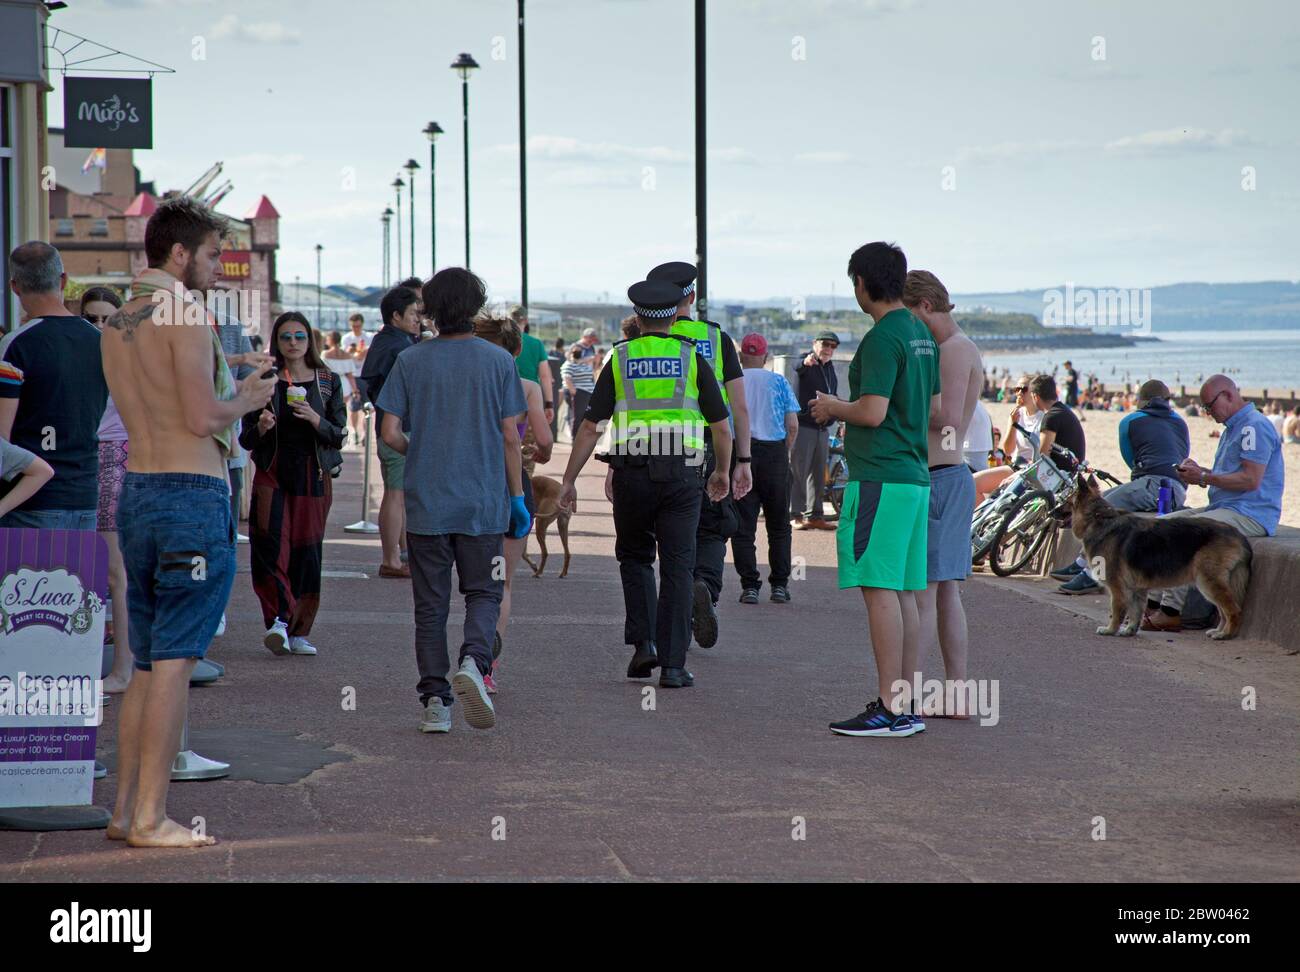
[377,268,529,735]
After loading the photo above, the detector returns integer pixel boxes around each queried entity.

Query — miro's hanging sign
[63,76,152,149]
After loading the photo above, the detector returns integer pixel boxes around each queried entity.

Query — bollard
[171,719,230,781]
[345,403,380,534]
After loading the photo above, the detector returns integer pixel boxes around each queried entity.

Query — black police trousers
[694,438,740,604]
[611,461,703,671]
[731,438,793,591]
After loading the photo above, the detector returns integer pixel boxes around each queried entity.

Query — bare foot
[126,817,217,848]
[103,674,132,695]
[106,818,129,840]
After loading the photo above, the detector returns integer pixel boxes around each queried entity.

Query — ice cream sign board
[0,530,107,809]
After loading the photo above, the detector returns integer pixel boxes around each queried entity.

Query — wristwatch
[736,456,752,463]
[1200,469,1208,487]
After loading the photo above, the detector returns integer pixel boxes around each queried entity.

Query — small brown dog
[523,474,570,578]
[1070,474,1252,639]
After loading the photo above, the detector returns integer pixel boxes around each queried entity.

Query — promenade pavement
[2,442,1297,882]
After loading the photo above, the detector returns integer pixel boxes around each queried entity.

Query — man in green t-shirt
[810,242,940,739]
[511,308,554,425]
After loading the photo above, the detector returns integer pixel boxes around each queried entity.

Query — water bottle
[1157,478,1172,515]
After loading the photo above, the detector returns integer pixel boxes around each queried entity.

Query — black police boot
[659,667,694,688]
[626,641,659,679]
[691,579,719,648]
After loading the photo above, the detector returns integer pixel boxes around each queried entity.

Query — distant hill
[734,282,1300,331]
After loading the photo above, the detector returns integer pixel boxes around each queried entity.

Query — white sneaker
[451,656,496,729]
[215,613,226,637]
[263,619,290,656]
[237,533,249,544]
[288,635,318,656]
[419,698,452,734]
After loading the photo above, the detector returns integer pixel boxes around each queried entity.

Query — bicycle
[825,422,848,516]
[985,430,1120,576]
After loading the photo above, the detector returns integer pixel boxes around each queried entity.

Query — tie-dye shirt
[743,367,799,442]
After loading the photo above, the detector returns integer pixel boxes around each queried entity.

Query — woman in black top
[240,312,346,657]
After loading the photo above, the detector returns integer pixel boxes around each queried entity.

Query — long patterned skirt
[249,452,332,636]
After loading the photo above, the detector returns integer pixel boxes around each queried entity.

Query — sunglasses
[278,331,309,342]
[1014,386,1028,393]
[1202,389,1229,410]
[85,314,111,324]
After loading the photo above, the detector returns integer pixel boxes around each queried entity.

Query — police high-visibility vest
[670,318,729,408]
[610,333,705,455]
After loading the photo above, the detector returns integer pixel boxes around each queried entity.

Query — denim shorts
[0,507,97,531]
[118,472,235,671]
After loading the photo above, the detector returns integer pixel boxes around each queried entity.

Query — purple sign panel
[0,529,108,808]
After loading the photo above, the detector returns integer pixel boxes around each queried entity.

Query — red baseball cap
[740,333,767,355]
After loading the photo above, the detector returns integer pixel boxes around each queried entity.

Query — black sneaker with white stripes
[829,699,920,738]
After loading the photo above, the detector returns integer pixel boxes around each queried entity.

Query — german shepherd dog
[521,474,571,578]
[1070,474,1252,640]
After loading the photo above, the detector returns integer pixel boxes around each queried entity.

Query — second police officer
[646,261,752,650]
[559,279,733,688]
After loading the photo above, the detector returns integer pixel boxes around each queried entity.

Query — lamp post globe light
[381,207,393,287]
[422,121,443,272]
[450,52,479,268]
[392,177,405,280]
[403,158,420,278]
[314,244,323,327]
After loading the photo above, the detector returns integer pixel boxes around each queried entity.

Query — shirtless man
[903,271,982,711]
[101,197,275,847]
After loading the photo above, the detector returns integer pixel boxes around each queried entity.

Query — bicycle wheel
[970,501,1004,563]
[989,489,1056,577]
[827,456,848,516]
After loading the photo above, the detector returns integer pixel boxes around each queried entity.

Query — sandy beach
[1006,406,1300,530]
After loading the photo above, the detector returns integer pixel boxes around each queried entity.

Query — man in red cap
[731,333,800,604]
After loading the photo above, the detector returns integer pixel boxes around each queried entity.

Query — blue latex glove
[508,495,532,539]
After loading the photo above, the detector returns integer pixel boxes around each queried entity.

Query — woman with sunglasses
[971,374,1042,506]
[240,312,347,657]
[82,287,135,694]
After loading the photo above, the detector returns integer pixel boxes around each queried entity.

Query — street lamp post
[314,244,323,325]
[450,52,480,269]
[392,177,405,281]
[518,1,528,320]
[381,208,392,286]
[423,122,443,272]
[403,158,419,278]
[695,0,708,319]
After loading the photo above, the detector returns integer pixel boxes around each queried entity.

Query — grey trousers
[407,531,503,704]
[789,425,829,518]
[1156,506,1266,611]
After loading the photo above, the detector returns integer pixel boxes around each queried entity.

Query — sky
[46,0,1300,304]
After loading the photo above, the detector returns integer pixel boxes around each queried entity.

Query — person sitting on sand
[1284,406,1300,445]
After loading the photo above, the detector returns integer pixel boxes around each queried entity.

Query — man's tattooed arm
[105,304,155,342]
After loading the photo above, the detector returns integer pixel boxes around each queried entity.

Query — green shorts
[836,480,930,591]
[377,438,406,490]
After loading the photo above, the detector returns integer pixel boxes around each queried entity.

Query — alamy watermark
[890,674,1000,726]
[149,283,261,334]
[0,672,101,726]
[1042,282,1151,334]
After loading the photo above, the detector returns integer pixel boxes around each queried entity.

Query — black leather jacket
[240,370,347,478]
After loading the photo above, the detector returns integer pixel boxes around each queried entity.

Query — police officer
[646,261,752,649]
[559,280,732,687]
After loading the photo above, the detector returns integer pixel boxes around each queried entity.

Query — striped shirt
[561,358,595,392]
